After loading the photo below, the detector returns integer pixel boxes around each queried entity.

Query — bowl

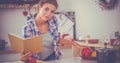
[88,39,99,44]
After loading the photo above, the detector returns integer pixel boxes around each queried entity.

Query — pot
[96,48,116,63]
[0,39,6,50]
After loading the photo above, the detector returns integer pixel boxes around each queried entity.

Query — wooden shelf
[0,4,38,8]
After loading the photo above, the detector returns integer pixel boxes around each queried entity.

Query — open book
[8,33,44,53]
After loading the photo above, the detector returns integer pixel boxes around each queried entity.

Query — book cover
[8,33,44,53]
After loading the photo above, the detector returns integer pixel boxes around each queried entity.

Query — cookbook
[8,33,44,53]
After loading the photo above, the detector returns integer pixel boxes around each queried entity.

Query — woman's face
[38,3,56,21]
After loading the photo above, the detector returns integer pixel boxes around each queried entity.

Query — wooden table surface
[75,41,113,48]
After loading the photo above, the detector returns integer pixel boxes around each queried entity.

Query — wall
[0,0,120,47]
[76,0,120,42]
[0,8,36,47]
[58,0,120,42]
[0,9,24,47]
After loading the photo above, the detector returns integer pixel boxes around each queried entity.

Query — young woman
[21,0,62,62]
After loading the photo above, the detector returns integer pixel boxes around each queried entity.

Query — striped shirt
[22,15,62,60]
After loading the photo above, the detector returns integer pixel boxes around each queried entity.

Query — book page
[8,33,24,53]
[24,36,44,53]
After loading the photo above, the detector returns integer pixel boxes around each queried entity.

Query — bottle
[85,35,90,43]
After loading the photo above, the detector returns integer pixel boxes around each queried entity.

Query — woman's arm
[58,38,82,48]
[21,23,34,62]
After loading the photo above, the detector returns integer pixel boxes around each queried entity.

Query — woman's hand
[59,38,74,45]
[72,42,80,47]
[20,51,33,62]
[59,38,82,48]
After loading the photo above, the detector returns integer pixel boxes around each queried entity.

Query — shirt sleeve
[22,24,32,38]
